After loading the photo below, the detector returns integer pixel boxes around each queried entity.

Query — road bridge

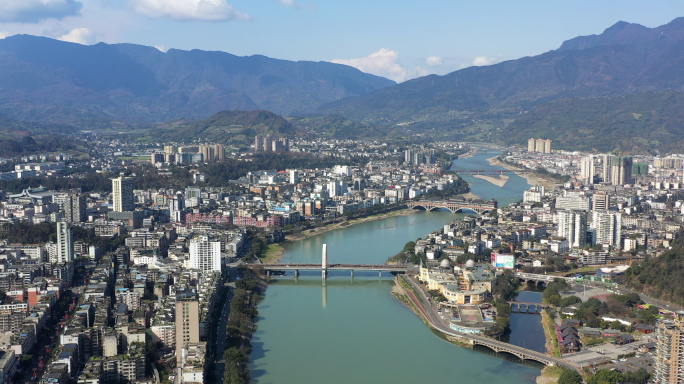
[407,199,498,215]
[245,244,408,278]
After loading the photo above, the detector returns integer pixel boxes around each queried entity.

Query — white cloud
[277,0,316,10]
[130,0,252,21]
[332,48,408,83]
[472,56,498,66]
[154,45,167,52]
[0,32,10,39]
[58,27,96,44]
[426,56,442,67]
[0,0,83,23]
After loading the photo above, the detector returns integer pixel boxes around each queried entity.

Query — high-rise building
[289,170,299,185]
[528,138,552,153]
[592,192,610,211]
[580,156,595,185]
[611,156,633,186]
[112,177,134,212]
[555,195,590,211]
[189,236,221,272]
[151,153,165,164]
[591,210,622,247]
[53,194,87,223]
[254,136,264,152]
[602,155,615,184]
[557,211,587,249]
[654,319,684,383]
[175,293,200,365]
[56,221,73,263]
[169,195,185,223]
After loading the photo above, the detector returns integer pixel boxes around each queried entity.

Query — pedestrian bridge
[515,272,575,285]
[407,199,498,214]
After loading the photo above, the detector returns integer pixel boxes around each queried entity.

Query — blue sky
[1,0,684,82]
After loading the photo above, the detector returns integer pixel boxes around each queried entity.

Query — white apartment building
[56,221,73,263]
[189,236,222,272]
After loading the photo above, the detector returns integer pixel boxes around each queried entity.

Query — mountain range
[0,35,394,126]
[5,18,684,152]
[320,18,684,123]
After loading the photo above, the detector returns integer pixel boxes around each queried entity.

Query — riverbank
[457,191,480,199]
[487,156,560,188]
[458,146,480,159]
[284,208,417,242]
[472,174,509,188]
[535,366,563,384]
[261,243,285,263]
[541,310,561,358]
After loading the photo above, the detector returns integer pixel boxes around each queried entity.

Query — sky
[1,0,684,82]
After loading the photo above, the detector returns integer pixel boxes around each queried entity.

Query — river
[249,148,545,384]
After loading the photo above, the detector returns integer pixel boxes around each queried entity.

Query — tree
[587,369,623,384]
[558,370,583,384]
[559,295,582,308]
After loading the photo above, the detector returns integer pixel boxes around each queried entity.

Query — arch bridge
[407,199,497,215]
[470,339,557,365]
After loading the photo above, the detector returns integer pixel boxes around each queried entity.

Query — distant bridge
[246,263,407,278]
[455,169,535,175]
[515,272,576,285]
[407,199,497,215]
[507,301,554,313]
[246,244,408,278]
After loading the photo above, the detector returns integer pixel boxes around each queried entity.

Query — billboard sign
[491,253,515,269]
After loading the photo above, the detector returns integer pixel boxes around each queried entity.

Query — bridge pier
[322,270,327,279]
[295,269,299,277]
[266,270,270,277]
[379,271,382,279]
[350,270,354,278]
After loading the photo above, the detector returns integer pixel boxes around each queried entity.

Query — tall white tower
[322,244,327,279]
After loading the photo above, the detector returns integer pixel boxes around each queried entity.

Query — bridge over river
[407,198,498,214]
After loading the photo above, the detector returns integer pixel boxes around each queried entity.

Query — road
[213,260,241,383]
[400,275,580,372]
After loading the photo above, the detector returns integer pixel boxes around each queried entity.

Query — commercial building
[111,177,134,212]
[555,195,590,211]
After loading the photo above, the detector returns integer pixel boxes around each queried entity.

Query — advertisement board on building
[491,253,515,269]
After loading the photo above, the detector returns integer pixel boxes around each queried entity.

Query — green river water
[249,149,545,383]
